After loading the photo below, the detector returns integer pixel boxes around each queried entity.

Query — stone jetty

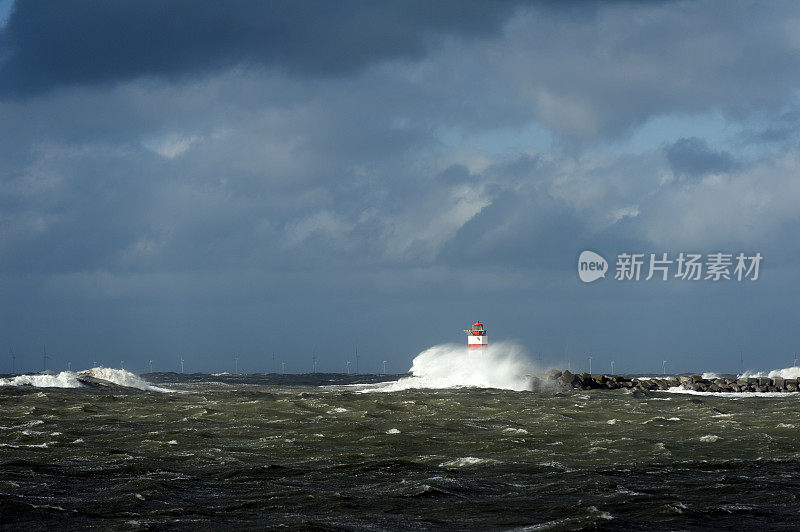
[529,370,799,393]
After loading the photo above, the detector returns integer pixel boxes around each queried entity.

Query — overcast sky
[2,0,799,374]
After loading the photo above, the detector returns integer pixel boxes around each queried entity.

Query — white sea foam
[0,367,173,392]
[663,386,796,398]
[739,366,800,379]
[366,342,537,392]
[702,372,720,379]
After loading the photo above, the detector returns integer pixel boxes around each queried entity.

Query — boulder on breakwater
[528,370,799,393]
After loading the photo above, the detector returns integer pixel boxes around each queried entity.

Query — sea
[2,344,800,530]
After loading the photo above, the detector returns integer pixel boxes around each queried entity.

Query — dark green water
[2,373,800,530]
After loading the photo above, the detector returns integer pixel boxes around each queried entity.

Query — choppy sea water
[2,371,800,530]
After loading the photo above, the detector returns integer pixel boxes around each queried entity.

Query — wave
[365,342,538,392]
[0,367,174,392]
[738,366,800,380]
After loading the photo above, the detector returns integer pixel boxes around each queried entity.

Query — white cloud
[145,134,200,159]
[285,210,353,246]
[381,183,491,262]
[641,148,800,247]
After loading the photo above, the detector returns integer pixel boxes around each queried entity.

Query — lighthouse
[464,320,488,351]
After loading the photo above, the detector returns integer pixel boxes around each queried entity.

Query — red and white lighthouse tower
[465,320,488,351]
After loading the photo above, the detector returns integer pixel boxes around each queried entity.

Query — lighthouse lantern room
[464,321,488,351]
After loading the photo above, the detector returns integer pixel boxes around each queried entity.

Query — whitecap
[699,434,721,442]
[587,506,613,520]
[440,457,498,467]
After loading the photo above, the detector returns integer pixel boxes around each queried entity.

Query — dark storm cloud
[0,0,519,97]
[665,137,735,178]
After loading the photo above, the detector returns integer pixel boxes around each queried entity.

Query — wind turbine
[662,360,668,375]
[610,361,615,375]
[234,353,239,374]
[346,360,351,375]
[180,357,185,374]
[149,360,153,373]
[382,360,387,375]
[588,355,592,374]
[42,345,51,372]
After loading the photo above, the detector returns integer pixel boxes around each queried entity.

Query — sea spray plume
[377,341,540,392]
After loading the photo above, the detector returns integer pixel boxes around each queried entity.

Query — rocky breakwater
[529,370,800,393]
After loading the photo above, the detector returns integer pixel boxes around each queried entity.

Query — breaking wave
[738,366,800,380]
[0,368,173,392]
[83,367,174,392]
[0,372,82,388]
[367,342,537,392]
